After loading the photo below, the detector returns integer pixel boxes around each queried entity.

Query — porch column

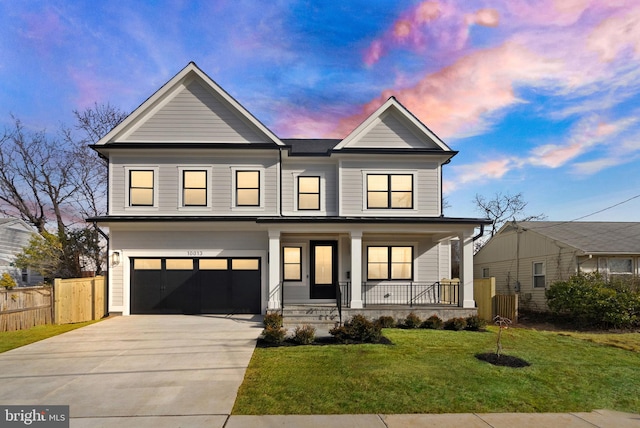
[350,230,363,308]
[459,230,475,308]
[268,229,281,310]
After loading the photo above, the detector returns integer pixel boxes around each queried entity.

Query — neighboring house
[0,218,43,286]
[88,62,489,316]
[474,221,640,311]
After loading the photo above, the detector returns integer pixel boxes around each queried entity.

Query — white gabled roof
[334,97,452,152]
[95,62,284,146]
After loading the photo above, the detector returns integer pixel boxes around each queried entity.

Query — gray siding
[0,222,43,286]
[281,162,337,215]
[125,81,269,143]
[352,112,440,149]
[340,160,440,216]
[110,152,279,216]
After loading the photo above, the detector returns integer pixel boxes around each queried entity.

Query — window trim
[231,167,265,210]
[125,166,159,209]
[362,170,417,211]
[178,166,212,210]
[532,261,545,288]
[366,245,414,281]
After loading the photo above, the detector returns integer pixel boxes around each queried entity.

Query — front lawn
[233,327,640,414]
[0,321,100,353]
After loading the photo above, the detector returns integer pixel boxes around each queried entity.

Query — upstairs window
[183,170,207,206]
[236,170,260,206]
[533,262,545,288]
[298,176,320,210]
[129,170,154,206]
[367,174,413,209]
[367,246,413,280]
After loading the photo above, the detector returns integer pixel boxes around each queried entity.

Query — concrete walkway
[0,316,638,427]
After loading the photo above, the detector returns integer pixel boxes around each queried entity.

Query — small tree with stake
[494,315,512,357]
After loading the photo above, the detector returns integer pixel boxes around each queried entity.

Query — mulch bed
[475,352,531,368]
[257,335,393,348]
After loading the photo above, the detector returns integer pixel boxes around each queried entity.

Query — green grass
[0,321,100,353]
[233,327,640,414]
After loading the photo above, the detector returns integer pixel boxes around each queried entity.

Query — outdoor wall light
[111,251,121,266]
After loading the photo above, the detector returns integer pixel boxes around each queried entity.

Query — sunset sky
[1,0,639,221]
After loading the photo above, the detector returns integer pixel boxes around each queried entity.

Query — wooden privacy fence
[54,276,106,324]
[474,277,518,323]
[0,286,52,331]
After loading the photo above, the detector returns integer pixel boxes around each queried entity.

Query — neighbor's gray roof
[282,139,341,156]
[515,221,640,254]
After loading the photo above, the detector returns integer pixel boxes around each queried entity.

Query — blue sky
[1,0,639,221]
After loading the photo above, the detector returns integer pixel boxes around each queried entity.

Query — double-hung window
[236,170,260,206]
[298,176,320,210]
[129,170,154,206]
[533,262,545,288]
[367,174,413,209]
[283,246,302,281]
[367,246,413,280]
[183,170,207,206]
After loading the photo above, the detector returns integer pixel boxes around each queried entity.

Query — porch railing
[362,281,459,307]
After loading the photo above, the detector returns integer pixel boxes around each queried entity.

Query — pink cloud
[587,6,640,62]
[343,41,562,139]
[363,1,499,66]
[19,8,66,55]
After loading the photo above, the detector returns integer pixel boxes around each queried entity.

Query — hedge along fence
[54,276,106,325]
[0,286,53,332]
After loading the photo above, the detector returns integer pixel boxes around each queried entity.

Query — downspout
[472,224,485,242]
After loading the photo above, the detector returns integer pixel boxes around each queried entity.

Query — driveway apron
[0,315,263,426]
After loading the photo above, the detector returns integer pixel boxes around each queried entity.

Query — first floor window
[129,170,154,206]
[533,262,545,288]
[482,268,490,278]
[283,246,302,281]
[608,258,633,277]
[367,246,413,280]
[236,170,260,206]
[183,170,207,206]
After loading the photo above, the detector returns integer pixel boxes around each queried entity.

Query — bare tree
[474,192,546,250]
[0,118,78,234]
[0,104,127,278]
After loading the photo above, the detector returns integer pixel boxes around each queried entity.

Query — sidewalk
[223,410,640,428]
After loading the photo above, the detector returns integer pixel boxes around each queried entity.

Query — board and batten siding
[109,152,279,216]
[349,112,442,149]
[281,162,337,215]
[339,160,440,216]
[124,80,269,143]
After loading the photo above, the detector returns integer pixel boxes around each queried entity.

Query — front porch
[277,279,477,328]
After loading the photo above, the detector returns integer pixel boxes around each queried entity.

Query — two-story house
[89,62,489,318]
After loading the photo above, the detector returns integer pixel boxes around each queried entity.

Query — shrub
[421,315,443,329]
[375,315,396,328]
[262,326,287,344]
[444,317,467,331]
[402,312,422,329]
[0,273,17,289]
[465,315,487,331]
[330,314,382,343]
[292,324,316,345]
[263,312,283,328]
[546,273,640,328]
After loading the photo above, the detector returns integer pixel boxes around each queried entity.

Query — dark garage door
[131,257,261,314]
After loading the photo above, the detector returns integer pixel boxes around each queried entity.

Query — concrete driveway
[0,315,263,427]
